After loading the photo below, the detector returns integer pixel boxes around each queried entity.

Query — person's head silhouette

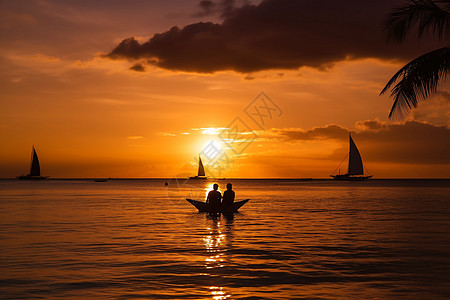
[227,183,232,190]
[213,183,219,191]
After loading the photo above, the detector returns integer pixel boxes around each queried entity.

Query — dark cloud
[130,63,146,72]
[220,0,237,17]
[105,0,441,73]
[193,0,243,18]
[272,124,349,141]
[265,120,450,164]
[355,120,388,131]
[356,120,450,164]
[200,0,215,14]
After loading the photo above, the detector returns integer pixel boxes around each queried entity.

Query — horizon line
[1,177,449,180]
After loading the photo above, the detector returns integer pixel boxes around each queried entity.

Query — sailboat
[189,155,207,179]
[17,146,48,180]
[330,134,372,181]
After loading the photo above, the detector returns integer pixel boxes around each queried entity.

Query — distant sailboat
[189,155,207,179]
[17,146,48,180]
[331,134,372,181]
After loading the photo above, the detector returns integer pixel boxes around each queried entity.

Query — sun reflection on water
[210,286,230,300]
[204,224,226,269]
[203,218,232,299]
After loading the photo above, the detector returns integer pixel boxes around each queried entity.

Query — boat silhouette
[331,134,372,181]
[189,155,207,179]
[17,146,48,180]
[186,198,249,213]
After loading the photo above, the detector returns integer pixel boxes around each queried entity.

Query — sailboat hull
[331,174,372,181]
[17,175,48,180]
[188,176,207,180]
[186,199,249,213]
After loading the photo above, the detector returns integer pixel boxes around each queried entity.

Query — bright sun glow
[201,127,226,135]
[201,140,223,161]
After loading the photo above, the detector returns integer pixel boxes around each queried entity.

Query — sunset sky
[1,0,449,178]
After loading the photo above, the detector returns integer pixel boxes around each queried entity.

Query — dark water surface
[1,179,449,299]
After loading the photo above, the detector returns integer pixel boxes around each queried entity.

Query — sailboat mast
[29,146,35,176]
[347,134,351,174]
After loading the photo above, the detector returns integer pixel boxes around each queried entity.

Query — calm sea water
[0,179,449,299]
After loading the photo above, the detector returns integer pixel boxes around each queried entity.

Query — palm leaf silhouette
[381,46,450,119]
[381,0,450,119]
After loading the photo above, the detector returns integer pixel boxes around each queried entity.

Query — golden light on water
[203,221,231,299]
[210,286,230,300]
[203,223,226,269]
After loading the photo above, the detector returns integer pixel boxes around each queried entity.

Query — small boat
[330,134,373,181]
[186,198,249,213]
[189,155,207,179]
[17,146,48,180]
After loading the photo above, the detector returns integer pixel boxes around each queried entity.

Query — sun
[200,140,223,161]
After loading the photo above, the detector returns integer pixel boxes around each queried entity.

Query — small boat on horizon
[17,146,48,180]
[331,134,373,181]
[189,155,207,179]
[94,179,108,182]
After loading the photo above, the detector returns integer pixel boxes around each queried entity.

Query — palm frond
[385,0,450,42]
[380,46,450,119]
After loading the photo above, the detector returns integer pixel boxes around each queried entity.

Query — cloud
[161,132,177,136]
[263,120,450,164]
[193,0,248,18]
[412,90,450,126]
[195,0,216,17]
[105,0,441,73]
[32,54,60,62]
[355,119,388,131]
[129,63,146,72]
[268,124,349,141]
[356,120,450,164]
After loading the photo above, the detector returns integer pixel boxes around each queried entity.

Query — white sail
[348,135,364,175]
[198,156,205,177]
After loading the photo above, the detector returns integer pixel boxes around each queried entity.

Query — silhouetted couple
[206,183,235,216]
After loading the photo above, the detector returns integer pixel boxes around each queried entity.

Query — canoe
[186,198,249,213]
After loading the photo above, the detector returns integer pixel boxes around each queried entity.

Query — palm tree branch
[380,46,450,119]
[385,0,450,42]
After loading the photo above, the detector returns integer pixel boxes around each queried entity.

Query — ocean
[0,179,449,299]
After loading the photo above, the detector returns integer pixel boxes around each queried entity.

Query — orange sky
[1,0,449,178]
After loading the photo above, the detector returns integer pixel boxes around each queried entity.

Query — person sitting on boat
[206,183,222,214]
[222,183,235,213]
